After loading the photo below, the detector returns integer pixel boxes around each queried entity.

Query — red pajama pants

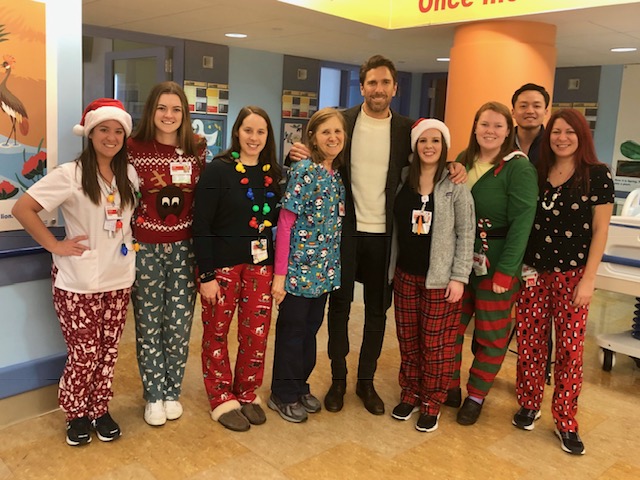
[52,270,130,422]
[201,263,273,411]
[393,268,461,415]
[515,267,588,432]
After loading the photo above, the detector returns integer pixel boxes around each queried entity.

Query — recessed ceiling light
[610,47,637,53]
[436,57,450,62]
[225,33,247,39]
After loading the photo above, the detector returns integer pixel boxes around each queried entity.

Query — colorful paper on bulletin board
[551,102,598,133]
[0,0,51,232]
[282,90,318,119]
[184,81,229,115]
[279,0,640,29]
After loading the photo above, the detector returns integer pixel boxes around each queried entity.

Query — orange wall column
[445,21,557,157]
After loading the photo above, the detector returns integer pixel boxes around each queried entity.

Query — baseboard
[0,352,66,399]
[0,384,60,429]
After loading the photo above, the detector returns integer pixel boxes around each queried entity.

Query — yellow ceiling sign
[279,0,640,29]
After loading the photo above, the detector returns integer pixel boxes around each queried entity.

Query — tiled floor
[0,287,638,479]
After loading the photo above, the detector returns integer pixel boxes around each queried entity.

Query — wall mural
[0,1,50,231]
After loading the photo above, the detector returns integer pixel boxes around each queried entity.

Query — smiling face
[153,93,183,141]
[549,117,578,161]
[512,90,548,131]
[237,113,268,163]
[475,109,510,155]
[311,116,345,162]
[360,66,397,118]
[89,120,125,163]
[416,128,443,167]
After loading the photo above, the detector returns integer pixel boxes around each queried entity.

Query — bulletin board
[184,80,229,115]
[282,90,318,119]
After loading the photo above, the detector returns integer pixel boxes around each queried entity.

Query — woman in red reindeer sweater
[128,81,206,427]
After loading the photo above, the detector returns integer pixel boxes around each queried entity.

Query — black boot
[355,380,384,415]
[324,380,346,412]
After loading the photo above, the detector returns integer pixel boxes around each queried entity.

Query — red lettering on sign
[419,0,474,13]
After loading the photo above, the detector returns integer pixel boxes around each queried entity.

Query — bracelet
[199,271,216,283]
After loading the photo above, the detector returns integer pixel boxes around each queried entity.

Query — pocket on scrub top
[53,250,99,292]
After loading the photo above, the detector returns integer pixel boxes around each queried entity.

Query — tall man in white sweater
[321,55,414,415]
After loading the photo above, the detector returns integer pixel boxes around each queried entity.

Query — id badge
[104,206,121,233]
[105,206,121,221]
[472,252,488,276]
[251,239,268,264]
[170,162,192,184]
[411,210,432,234]
[521,264,539,287]
[104,219,117,232]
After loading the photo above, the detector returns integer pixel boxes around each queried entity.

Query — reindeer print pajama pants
[201,263,273,413]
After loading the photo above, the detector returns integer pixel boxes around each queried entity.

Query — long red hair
[538,108,604,195]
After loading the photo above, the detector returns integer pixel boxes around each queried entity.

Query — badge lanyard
[99,175,139,256]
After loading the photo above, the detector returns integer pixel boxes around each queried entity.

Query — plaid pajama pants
[393,268,462,415]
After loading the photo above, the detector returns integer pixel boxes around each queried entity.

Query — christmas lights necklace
[231,151,276,233]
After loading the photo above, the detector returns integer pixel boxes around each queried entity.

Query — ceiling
[82,0,640,72]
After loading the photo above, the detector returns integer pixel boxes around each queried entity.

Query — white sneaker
[164,400,183,421]
[144,400,167,426]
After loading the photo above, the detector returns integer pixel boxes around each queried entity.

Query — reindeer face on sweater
[156,184,185,223]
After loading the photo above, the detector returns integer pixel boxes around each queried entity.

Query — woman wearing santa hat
[127,82,206,427]
[12,98,138,446]
[388,118,475,433]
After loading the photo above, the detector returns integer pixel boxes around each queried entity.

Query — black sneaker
[443,387,462,408]
[555,429,585,455]
[91,412,121,442]
[416,413,440,433]
[512,407,541,431]
[391,402,419,421]
[66,417,91,446]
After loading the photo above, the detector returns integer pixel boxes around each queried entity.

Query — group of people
[12,54,614,457]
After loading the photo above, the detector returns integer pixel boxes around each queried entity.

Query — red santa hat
[410,118,451,151]
[73,98,133,137]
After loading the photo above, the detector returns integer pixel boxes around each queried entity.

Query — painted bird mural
[0,54,29,146]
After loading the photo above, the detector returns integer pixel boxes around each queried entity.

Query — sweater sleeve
[274,208,297,275]
[493,157,538,288]
[192,161,222,276]
[450,184,476,284]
